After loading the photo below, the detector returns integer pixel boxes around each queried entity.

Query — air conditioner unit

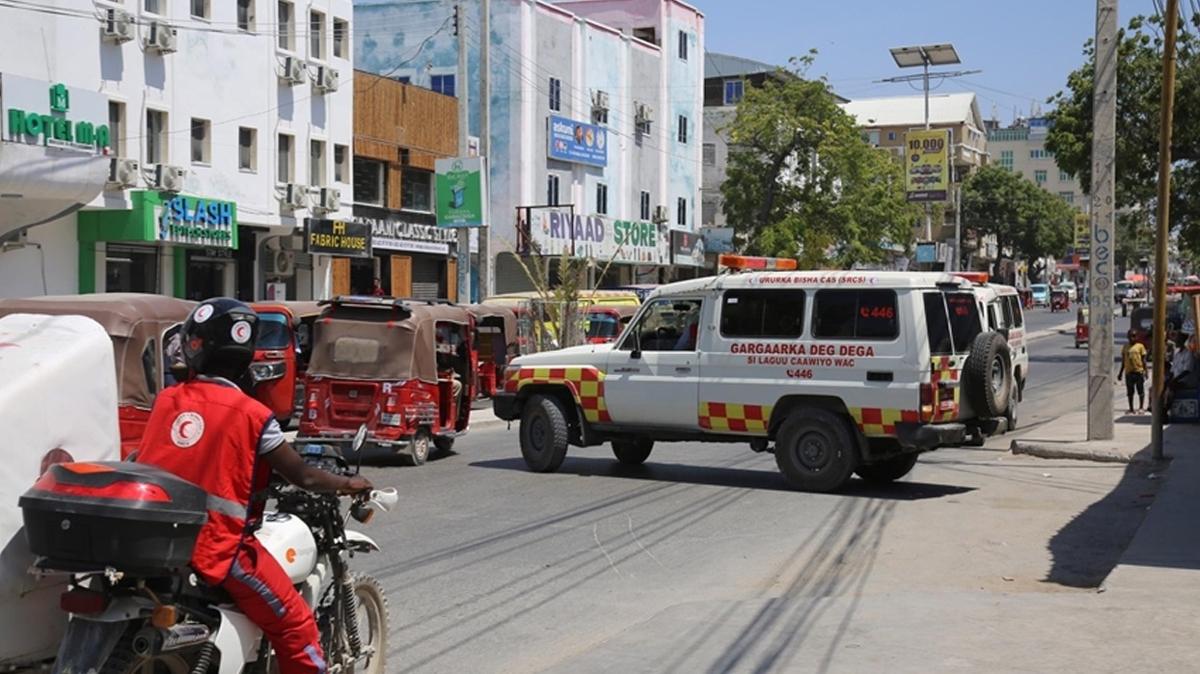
[636,103,654,126]
[314,66,339,93]
[143,21,177,54]
[280,57,306,85]
[653,205,669,223]
[107,157,140,189]
[280,183,308,209]
[266,250,296,276]
[152,164,185,193]
[592,90,610,112]
[102,8,134,43]
[315,187,341,211]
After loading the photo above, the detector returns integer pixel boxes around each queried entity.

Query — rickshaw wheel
[408,430,432,466]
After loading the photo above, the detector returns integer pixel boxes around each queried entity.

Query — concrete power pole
[1151,0,1180,459]
[1087,0,1118,441]
[478,0,491,300]
[455,4,471,303]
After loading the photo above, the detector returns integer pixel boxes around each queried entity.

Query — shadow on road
[1045,446,1161,588]
[470,456,976,500]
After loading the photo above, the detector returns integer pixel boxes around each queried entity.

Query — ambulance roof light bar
[950,271,989,285]
[718,254,798,272]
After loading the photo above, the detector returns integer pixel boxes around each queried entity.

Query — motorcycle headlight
[249,360,287,383]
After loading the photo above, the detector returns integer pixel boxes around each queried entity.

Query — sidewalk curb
[1009,439,1158,465]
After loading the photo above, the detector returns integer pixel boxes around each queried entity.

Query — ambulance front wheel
[612,438,654,465]
[520,394,569,473]
[774,408,858,493]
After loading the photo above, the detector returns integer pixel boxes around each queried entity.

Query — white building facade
[0,0,355,301]
[355,0,705,292]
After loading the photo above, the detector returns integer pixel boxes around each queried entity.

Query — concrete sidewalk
[1010,378,1159,464]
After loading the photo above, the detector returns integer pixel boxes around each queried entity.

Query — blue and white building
[355,0,705,292]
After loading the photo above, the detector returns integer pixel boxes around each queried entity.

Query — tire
[520,394,569,473]
[1004,381,1020,432]
[963,332,1013,418]
[855,453,918,485]
[348,573,390,674]
[407,430,431,466]
[774,408,858,492]
[611,439,653,465]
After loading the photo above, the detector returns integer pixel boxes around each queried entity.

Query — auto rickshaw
[466,304,518,398]
[585,304,638,344]
[1018,287,1034,310]
[1075,306,1089,348]
[297,297,476,465]
[249,301,323,428]
[0,294,194,458]
[1050,288,1070,312]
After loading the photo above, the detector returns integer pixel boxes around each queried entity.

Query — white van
[493,259,1025,492]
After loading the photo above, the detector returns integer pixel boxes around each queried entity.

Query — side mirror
[630,330,642,360]
[352,424,368,454]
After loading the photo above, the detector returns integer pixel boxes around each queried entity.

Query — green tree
[1045,13,1200,264]
[721,57,918,268]
[961,165,1075,273]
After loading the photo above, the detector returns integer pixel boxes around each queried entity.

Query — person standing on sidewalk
[1118,329,1149,414]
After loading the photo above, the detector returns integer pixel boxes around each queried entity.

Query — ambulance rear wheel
[612,439,654,465]
[520,394,569,473]
[774,409,858,493]
[855,453,919,484]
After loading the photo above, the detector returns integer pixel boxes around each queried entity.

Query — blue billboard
[547,115,607,167]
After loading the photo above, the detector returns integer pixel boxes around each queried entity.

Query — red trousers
[221,539,326,674]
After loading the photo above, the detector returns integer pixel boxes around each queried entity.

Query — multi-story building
[354,0,705,293]
[987,118,1087,209]
[0,0,355,301]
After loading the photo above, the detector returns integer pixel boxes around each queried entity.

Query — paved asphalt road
[350,306,1145,673]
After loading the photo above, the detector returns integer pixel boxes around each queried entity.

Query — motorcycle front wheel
[348,572,390,674]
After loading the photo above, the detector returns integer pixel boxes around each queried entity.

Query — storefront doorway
[105,244,159,293]
[184,249,232,301]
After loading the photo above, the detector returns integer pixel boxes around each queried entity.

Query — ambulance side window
[813,289,898,340]
[1005,295,1024,328]
[720,289,805,338]
[923,293,954,356]
[945,292,982,352]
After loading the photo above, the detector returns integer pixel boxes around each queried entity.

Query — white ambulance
[492,257,1024,492]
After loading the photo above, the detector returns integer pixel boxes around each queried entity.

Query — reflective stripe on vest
[207,493,248,519]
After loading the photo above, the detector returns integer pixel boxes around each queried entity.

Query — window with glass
[678,115,688,143]
[549,77,561,111]
[333,18,348,58]
[354,157,385,205]
[190,119,211,164]
[237,0,254,31]
[1059,191,1074,204]
[1035,170,1047,184]
[334,144,348,183]
[703,143,716,166]
[621,299,704,352]
[191,0,209,19]
[239,127,257,171]
[677,197,687,227]
[813,289,899,340]
[146,109,166,164]
[402,170,432,211]
[431,74,455,97]
[309,139,325,185]
[640,190,651,221]
[277,1,294,51]
[720,290,805,338]
[547,174,560,206]
[678,30,688,60]
[105,244,159,294]
[256,313,292,349]
[277,133,294,183]
[923,293,954,355]
[108,101,125,157]
[310,10,326,60]
[945,291,982,352]
[1059,170,1072,181]
[595,183,608,215]
[724,79,743,105]
[144,0,161,14]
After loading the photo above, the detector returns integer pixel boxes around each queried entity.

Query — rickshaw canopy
[466,304,518,345]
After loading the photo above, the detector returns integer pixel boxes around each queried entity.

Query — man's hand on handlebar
[340,476,374,495]
[268,441,372,495]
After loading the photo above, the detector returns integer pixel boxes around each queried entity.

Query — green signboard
[434,156,488,228]
[5,81,111,152]
[79,191,238,249]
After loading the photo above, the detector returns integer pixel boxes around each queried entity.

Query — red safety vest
[138,380,274,584]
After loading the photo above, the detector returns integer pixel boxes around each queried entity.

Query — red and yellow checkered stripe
[699,402,772,434]
[849,407,920,437]
[504,366,612,423]
[931,356,961,421]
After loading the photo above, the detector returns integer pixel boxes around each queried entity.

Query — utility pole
[923,60,932,244]
[478,0,491,300]
[455,3,471,303]
[1151,0,1179,459]
[1087,0,1118,441]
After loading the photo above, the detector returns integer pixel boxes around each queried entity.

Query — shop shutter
[390,255,412,298]
[331,258,351,296]
[446,258,457,302]
[410,256,441,300]
[494,252,536,295]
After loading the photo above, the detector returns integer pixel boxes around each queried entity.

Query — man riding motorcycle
[136,298,372,674]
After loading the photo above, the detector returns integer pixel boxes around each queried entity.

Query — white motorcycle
[20,427,393,673]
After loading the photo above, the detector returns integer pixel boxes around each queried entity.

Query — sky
[702,0,1164,125]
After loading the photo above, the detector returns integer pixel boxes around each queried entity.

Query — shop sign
[701,226,735,254]
[904,128,950,202]
[305,218,372,258]
[2,75,110,153]
[529,210,668,265]
[157,195,237,248]
[434,156,488,228]
[1073,213,1090,248]
[547,115,607,167]
[358,216,454,255]
[915,241,938,264]
[670,229,706,267]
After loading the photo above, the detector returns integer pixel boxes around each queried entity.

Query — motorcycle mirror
[352,424,368,454]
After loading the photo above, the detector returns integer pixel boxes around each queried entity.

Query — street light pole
[923,57,932,243]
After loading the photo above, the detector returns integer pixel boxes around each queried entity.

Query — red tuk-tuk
[1050,288,1070,312]
[1019,287,1034,310]
[0,294,194,458]
[249,301,323,428]
[585,305,638,344]
[1075,307,1089,348]
[297,297,476,465]
[466,304,518,398]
